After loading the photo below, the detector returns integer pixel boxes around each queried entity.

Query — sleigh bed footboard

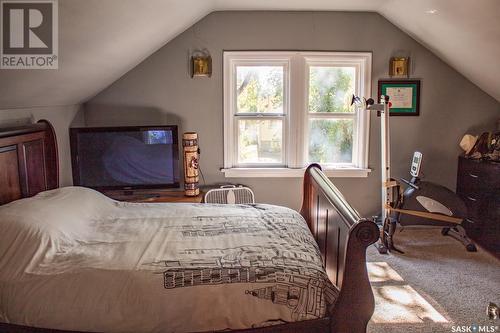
[301,164,379,333]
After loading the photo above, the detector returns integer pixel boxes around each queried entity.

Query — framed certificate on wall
[378,80,420,116]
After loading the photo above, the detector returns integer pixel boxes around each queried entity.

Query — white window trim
[221,167,371,178]
[223,51,372,178]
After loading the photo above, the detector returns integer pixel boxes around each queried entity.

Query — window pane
[238,119,282,164]
[308,119,354,164]
[236,66,284,113]
[309,66,356,113]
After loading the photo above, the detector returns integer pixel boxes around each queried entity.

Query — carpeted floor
[366,227,500,333]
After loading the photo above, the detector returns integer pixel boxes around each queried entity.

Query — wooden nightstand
[102,189,204,203]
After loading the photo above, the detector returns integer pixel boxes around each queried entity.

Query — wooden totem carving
[182,132,199,196]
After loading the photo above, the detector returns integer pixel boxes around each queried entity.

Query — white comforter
[0,187,337,333]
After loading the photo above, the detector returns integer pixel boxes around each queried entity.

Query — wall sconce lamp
[389,57,410,78]
[191,49,212,78]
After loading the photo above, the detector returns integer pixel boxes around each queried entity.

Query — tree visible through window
[308,66,356,164]
[236,66,285,164]
[237,66,283,113]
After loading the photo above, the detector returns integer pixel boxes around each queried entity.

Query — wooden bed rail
[301,164,379,333]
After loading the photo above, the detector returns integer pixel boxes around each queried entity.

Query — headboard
[0,120,59,205]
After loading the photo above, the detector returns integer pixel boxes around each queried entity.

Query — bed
[0,121,379,333]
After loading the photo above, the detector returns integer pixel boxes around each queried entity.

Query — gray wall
[85,11,500,216]
[0,105,83,186]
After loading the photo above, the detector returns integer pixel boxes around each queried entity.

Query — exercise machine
[389,151,477,253]
[351,95,477,254]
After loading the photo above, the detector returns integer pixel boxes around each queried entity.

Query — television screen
[71,126,180,189]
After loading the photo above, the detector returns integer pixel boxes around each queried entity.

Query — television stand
[102,189,204,203]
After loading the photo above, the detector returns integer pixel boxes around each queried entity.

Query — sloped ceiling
[0,0,213,109]
[379,0,500,105]
[0,0,499,109]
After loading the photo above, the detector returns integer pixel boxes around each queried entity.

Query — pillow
[0,186,115,240]
[0,187,115,278]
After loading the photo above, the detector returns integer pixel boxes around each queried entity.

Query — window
[223,51,371,177]
[235,64,286,165]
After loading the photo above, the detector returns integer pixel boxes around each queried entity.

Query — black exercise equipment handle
[400,178,419,190]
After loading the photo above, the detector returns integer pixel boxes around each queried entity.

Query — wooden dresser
[102,189,204,203]
[456,156,499,255]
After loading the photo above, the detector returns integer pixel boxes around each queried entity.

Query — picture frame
[378,80,420,116]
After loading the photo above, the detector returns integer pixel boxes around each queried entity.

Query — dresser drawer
[457,170,484,194]
[461,194,484,218]
[458,157,500,192]
[462,216,481,236]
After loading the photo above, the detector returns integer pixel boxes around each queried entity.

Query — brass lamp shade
[191,53,212,78]
[389,57,410,78]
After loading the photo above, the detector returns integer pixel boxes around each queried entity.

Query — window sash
[224,51,371,171]
[307,63,359,115]
[229,57,290,168]
[306,116,358,166]
[234,115,286,167]
[234,62,288,115]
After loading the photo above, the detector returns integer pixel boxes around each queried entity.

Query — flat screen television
[70,126,180,190]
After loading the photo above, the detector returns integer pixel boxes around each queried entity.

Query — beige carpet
[366,227,500,333]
